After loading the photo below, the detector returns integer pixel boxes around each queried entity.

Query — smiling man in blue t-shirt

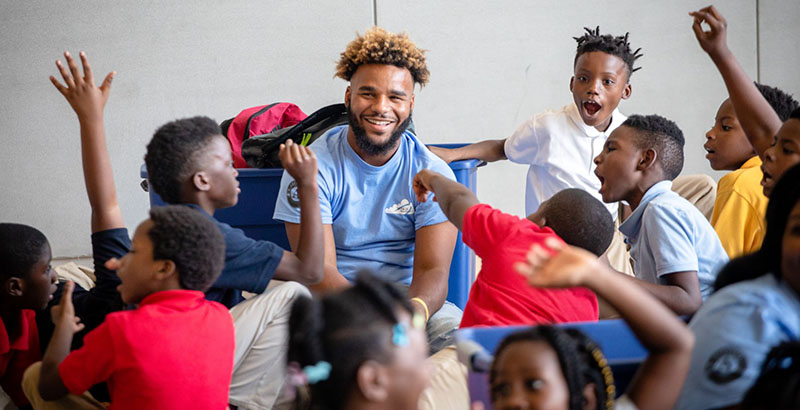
[274,27,460,353]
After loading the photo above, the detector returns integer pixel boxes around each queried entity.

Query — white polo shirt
[504,103,624,218]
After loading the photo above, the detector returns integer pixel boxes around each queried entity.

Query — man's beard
[348,107,412,157]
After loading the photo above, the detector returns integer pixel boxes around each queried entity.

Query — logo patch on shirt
[385,199,414,215]
[705,347,747,384]
[286,181,300,208]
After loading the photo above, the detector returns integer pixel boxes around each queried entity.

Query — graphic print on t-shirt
[385,199,415,215]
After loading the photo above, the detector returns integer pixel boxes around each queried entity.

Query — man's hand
[280,140,318,188]
[513,237,596,289]
[51,51,114,123]
[412,169,440,203]
[689,5,731,60]
[427,146,457,164]
[50,281,85,334]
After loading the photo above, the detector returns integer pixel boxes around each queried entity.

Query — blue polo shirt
[184,204,284,308]
[273,125,454,285]
[675,274,800,410]
[619,180,728,300]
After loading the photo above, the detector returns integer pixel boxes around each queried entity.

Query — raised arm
[51,51,121,233]
[39,282,84,400]
[428,139,507,164]
[272,140,324,285]
[690,5,783,157]
[412,169,480,231]
[515,239,694,410]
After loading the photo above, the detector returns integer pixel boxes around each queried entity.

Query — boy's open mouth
[761,165,774,187]
[583,101,601,116]
[704,145,715,158]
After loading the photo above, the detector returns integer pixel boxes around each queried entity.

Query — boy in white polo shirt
[430,27,641,217]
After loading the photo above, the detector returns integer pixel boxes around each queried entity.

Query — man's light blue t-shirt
[273,125,455,285]
[619,180,728,300]
[675,274,800,410]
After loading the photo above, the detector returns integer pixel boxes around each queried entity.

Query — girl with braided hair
[286,271,430,410]
[493,235,695,410]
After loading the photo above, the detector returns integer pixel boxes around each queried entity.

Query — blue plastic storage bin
[140,143,483,309]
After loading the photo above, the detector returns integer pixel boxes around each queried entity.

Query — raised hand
[689,5,730,59]
[50,281,85,334]
[412,169,438,202]
[279,139,318,187]
[513,237,595,289]
[50,51,114,122]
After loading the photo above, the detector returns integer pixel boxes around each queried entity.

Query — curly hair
[755,83,799,121]
[144,116,222,204]
[335,27,429,86]
[490,326,614,410]
[147,206,225,292]
[288,271,415,410]
[0,223,49,281]
[574,26,642,81]
[540,189,614,257]
[622,114,685,180]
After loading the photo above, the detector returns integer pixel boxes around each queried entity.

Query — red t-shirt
[460,204,598,328]
[0,309,41,406]
[59,290,235,410]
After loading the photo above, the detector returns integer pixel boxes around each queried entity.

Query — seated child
[429,27,641,219]
[593,114,728,315]
[412,170,613,327]
[498,236,694,410]
[25,205,234,409]
[675,163,800,410]
[286,272,429,410]
[690,5,800,257]
[0,224,58,408]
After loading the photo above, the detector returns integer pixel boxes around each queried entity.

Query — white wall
[1,1,797,258]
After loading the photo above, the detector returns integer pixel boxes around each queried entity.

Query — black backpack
[241,103,348,168]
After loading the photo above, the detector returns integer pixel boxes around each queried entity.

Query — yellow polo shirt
[711,156,768,257]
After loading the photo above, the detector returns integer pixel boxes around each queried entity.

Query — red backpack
[220,103,307,168]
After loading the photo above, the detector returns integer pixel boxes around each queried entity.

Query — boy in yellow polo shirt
[691,5,799,257]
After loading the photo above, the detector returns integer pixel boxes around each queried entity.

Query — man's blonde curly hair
[336,27,429,86]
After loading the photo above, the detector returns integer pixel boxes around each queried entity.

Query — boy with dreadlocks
[274,27,461,355]
[430,27,641,222]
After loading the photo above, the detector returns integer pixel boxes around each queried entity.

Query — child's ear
[581,382,597,410]
[192,171,211,192]
[4,277,23,297]
[638,148,658,170]
[356,361,390,402]
[153,259,177,281]
[621,82,632,100]
[569,76,575,93]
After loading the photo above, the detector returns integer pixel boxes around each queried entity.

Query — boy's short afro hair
[792,107,800,121]
[574,26,642,80]
[540,189,614,257]
[144,116,222,204]
[0,223,49,281]
[622,114,685,181]
[755,83,800,121]
[336,27,429,86]
[147,206,225,292]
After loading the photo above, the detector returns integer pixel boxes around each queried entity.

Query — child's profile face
[116,220,159,304]
[704,99,756,171]
[782,201,800,294]
[593,126,642,204]
[490,340,570,410]
[21,243,58,310]
[570,51,631,132]
[199,136,240,210]
[382,310,430,410]
[762,119,800,197]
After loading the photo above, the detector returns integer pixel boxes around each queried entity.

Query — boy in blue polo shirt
[593,114,728,315]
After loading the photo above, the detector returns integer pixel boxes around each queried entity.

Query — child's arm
[515,239,694,410]
[620,270,703,316]
[412,169,479,231]
[272,140,324,285]
[690,6,782,157]
[428,139,507,164]
[51,51,122,233]
[38,282,84,400]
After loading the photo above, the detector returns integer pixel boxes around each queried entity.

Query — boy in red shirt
[0,224,58,407]
[25,205,234,409]
[412,170,614,327]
